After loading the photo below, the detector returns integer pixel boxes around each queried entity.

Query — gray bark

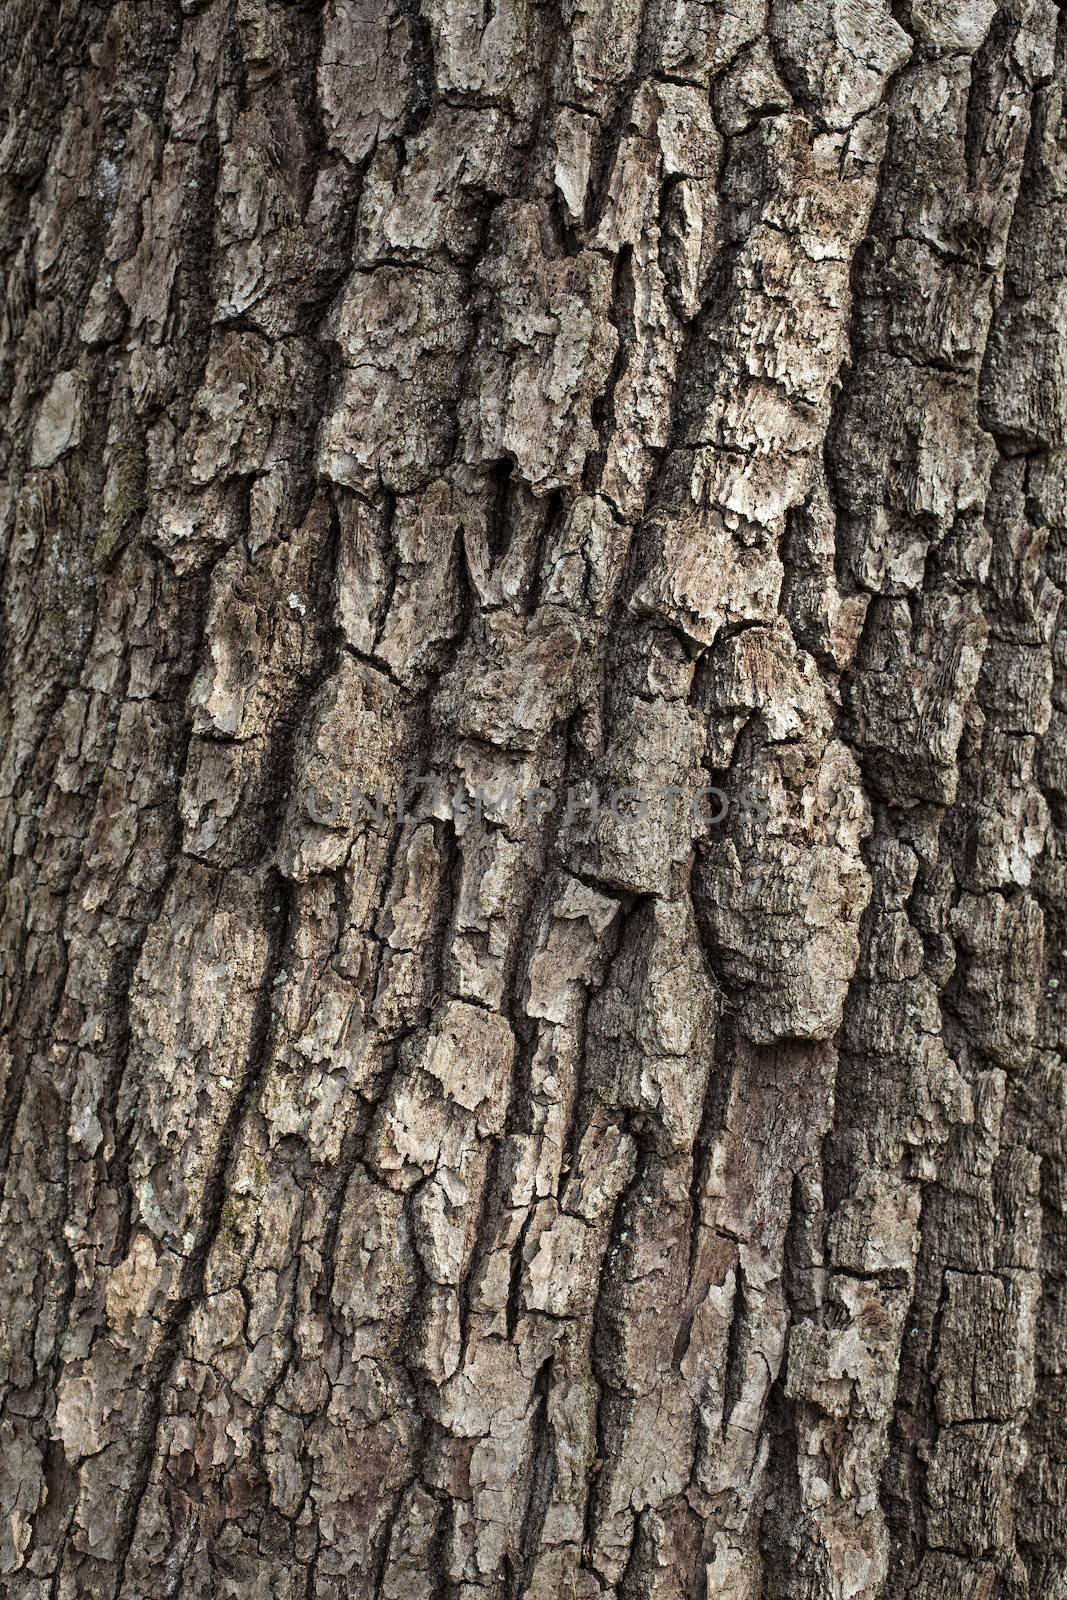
[1,0,1065,1596]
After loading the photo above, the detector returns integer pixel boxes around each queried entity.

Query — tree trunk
[1,0,1065,1595]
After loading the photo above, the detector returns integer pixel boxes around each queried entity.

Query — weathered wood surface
[1,0,1065,1595]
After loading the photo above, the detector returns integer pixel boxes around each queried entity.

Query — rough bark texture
[1,0,1066,1596]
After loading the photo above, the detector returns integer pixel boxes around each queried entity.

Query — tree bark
[1,0,1065,1595]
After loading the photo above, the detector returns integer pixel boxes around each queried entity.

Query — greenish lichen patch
[93,437,147,570]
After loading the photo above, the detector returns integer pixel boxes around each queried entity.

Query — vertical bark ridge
[0,1,1064,1597]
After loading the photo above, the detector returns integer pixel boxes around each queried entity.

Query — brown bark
[1,0,1065,1596]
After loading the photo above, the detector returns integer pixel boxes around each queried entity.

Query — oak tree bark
[1,0,1066,1596]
